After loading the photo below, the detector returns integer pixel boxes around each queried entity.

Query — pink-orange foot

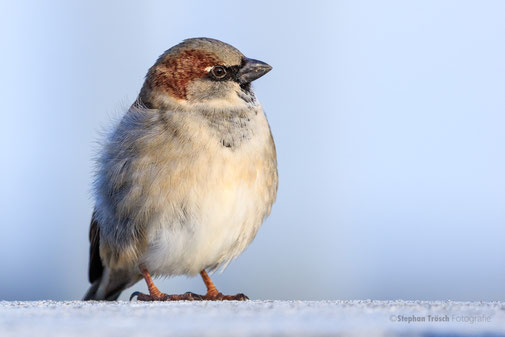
[203,292,249,301]
[130,291,248,301]
[199,270,249,301]
[130,291,203,301]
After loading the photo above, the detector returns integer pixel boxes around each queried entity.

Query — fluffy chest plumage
[136,107,277,276]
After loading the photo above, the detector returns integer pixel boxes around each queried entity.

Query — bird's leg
[130,268,203,301]
[200,270,249,301]
[201,269,219,297]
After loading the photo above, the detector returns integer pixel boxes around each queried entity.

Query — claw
[129,291,141,301]
[184,292,204,300]
[235,293,249,301]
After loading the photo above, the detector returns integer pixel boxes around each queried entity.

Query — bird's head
[139,38,272,110]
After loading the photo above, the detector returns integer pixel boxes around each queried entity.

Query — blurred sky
[1,0,504,301]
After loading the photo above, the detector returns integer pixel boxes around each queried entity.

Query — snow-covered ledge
[1,300,504,336]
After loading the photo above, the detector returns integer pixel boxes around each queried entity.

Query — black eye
[211,66,227,79]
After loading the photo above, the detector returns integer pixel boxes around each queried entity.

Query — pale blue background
[1,0,504,301]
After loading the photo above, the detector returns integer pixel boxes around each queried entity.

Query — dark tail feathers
[83,271,129,301]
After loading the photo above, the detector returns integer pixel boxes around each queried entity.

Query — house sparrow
[83,38,277,301]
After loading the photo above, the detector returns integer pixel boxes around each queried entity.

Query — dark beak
[237,58,272,84]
